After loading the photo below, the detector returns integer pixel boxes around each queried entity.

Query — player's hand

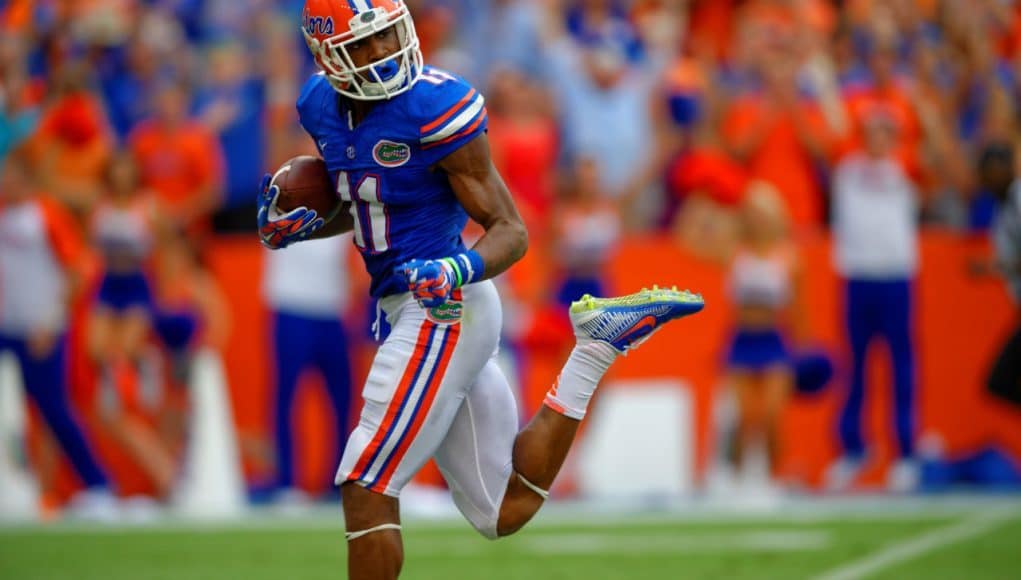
[256,173,325,250]
[397,259,457,308]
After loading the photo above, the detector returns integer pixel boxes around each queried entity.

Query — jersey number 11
[337,170,389,253]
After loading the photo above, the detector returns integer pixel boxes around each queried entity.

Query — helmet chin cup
[359,59,406,97]
[373,60,399,82]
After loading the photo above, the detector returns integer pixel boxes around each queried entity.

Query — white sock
[543,340,617,420]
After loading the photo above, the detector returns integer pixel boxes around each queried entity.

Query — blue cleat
[569,286,704,354]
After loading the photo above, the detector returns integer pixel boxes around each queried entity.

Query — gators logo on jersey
[372,140,411,167]
[426,301,463,324]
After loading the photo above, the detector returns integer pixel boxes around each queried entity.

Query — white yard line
[812,508,1019,580]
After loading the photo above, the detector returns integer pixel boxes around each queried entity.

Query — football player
[257,1,704,578]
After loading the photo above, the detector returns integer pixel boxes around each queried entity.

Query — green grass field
[2,501,1019,580]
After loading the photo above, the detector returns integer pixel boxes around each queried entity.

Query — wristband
[441,250,485,288]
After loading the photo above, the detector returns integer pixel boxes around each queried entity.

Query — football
[271,155,338,217]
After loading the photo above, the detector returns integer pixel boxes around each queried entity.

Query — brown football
[272,155,338,217]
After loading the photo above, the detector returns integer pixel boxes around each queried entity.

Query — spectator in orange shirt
[486,68,558,243]
[660,53,746,205]
[32,61,113,221]
[658,52,746,261]
[129,79,224,237]
[840,38,922,169]
[687,0,738,63]
[737,0,837,56]
[723,40,834,231]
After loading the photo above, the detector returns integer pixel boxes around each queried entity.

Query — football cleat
[569,286,704,354]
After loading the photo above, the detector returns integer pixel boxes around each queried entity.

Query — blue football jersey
[296,66,488,298]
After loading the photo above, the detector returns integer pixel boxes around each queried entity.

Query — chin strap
[516,472,550,501]
[345,523,402,541]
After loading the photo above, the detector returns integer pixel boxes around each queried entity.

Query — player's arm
[257,172,353,249]
[440,133,528,277]
[397,133,527,307]
[264,76,355,248]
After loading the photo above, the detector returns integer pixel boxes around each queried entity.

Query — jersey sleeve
[296,74,332,148]
[410,70,489,166]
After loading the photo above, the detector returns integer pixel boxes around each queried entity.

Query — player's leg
[728,370,757,472]
[118,307,161,406]
[315,316,354,489]
[86,306,115,365]
[879,279,919,491]
[500,287,703,534]
[838,279,875,460]
[342,482,404,580]
[830,279,876,489]
[96,404,177,496]
[337,316,439,580]
[87,305,119,393]
[377,286,700,540]
[271,311,314,491]
[336,283,501,578]
[116,307,151,362]
[432,359,517,539]
[879,279,916,459]
[89,311,176,496]
[723,330,757,472]
[415,366,577,538]
[761,365,793,474]
[19,334,109,489]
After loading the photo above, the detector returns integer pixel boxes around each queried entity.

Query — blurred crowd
[4,0,1018,231]
[2,0,1021,512]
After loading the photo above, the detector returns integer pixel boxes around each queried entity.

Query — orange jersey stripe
[420,89,477,134]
